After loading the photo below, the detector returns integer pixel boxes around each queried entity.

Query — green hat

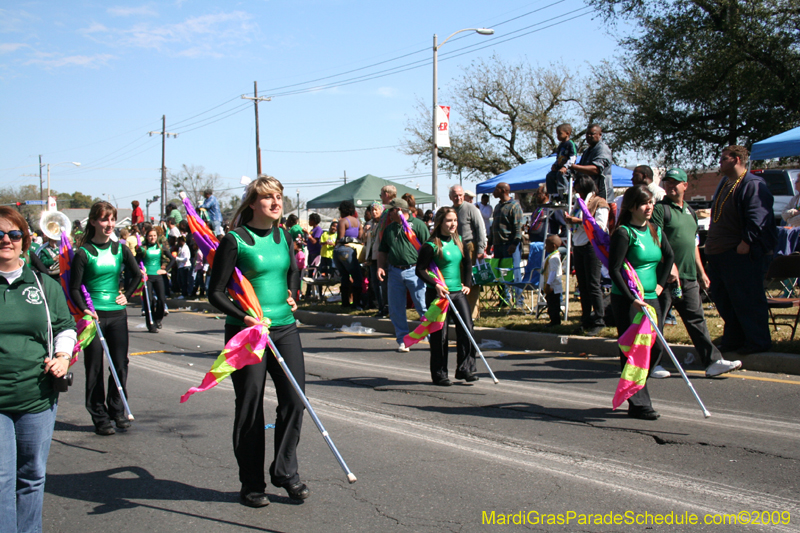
[389,198,409,210]
[663,168,688,183]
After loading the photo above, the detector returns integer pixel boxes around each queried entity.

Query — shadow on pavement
[46,466,285,532]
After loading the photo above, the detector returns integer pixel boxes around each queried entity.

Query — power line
[263,145,400,154]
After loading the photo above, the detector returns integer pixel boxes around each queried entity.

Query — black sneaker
[627,406,660,420]
[433,378,453,387]
[584,326,604,337]
[277,481,310,501]
[239,486,270,508]
[95,422,115,436]
[156,321,162,329]
[115,417,131,430]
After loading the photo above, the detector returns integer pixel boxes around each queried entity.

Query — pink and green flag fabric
[58,232,96,365]
[398,211,451,347]
[576,198,655,408]
[179,195,271,403]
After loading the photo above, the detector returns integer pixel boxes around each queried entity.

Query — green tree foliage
[55,191,96,208]
[587,0,800,166]
[403,55,599,180]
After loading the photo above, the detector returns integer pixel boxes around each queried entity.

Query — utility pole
[148,115,177,221]
[39,155,43,203]
[242,82,271,177]
[342,170,347,184]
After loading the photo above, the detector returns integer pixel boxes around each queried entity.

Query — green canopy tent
[306,174,434,209]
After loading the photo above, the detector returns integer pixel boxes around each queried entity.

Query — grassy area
[300,281,800,354]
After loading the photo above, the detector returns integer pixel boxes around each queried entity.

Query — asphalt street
[42,308,800,532]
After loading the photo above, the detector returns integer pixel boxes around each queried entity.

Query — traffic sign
[25,200,46,205]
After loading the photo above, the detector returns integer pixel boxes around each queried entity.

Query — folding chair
[479,257,515,310]
[502,242,543,314]
[765,253,800,340]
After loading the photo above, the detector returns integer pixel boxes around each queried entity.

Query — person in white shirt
[542,234,563,327]
[477,194,492,235]
[175,235,191,298]
[564,176,609,336]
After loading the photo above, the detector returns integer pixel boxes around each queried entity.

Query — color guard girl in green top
[136,226,174,333]
[415,207,477,386]
[207,176,308,507]
[69,201,142,435]
[608,185,674,421]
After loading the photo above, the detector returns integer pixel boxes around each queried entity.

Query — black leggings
[426,288,476,382]
[227,322,306,491]
[144,275,166,330]
[84,309,129,426]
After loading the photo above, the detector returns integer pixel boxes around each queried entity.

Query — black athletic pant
[573,244,605,329]
[546,292,562,325]
[658,279,721,368]
[227,322,306,491]
[426,288,476,382]
[144,275,166,331]
[610,294,663,410]
[84,309,129,427]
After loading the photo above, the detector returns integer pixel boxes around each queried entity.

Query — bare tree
[169,164,223,208]
[403,55,593,181]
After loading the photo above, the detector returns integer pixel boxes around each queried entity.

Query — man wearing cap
[463,190,476,204]
[377,198,430,352]
[652,168,742,378]
[450,185,487,318]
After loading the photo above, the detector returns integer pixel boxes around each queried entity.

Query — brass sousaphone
[39,210,71,241]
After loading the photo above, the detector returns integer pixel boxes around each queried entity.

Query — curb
[164,299,800,377]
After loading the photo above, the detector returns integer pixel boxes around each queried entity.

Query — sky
[0,0,623,217]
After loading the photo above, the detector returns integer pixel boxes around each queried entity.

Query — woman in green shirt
[415,207,477,386]
[70,201,142,435]
[136,226,174,333]
[208,176,308,507]
[609,185,674,420]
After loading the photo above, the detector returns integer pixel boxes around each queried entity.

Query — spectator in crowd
[319,221,337,277]
[450,185,486,319]
[564,176,608,336]
[199,188,224,236]
[423,210,434,231]
[402,193,417,217]
[306,213,324,270]
[478,194,492,235]
[190,243,205,299]
[652,168,742,377]
[363,203,386,314]
[609,185,674,420]
[131,200,144,227]
[781,174,800,227]
[545,123,578,206]
[0,206,77,533]
[632,165,665,202]
[286,214,304,244]
[415,207,477,386]
[334,200,363,309]
[175,235,191,299]
[70,220,83,243]
[489,182,524,306]
[542,234,564,327]
[705,145,776,355]
[166,203,183,225]
[571,124,614,201]
[166,217,180,245]
[34,234,60,281]
[463,190,476,204]
[378,198,429,352]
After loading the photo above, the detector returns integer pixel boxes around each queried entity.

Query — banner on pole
[435,105,451,148]
[47,196,57,211]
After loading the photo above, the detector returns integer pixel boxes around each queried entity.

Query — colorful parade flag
[576,198,655,408]
[179,194,270,402]
[58,233,96,365]
[398,211,450,347]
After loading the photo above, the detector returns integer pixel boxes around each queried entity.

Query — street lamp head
[71,162,81,167]
[475,28,494,35]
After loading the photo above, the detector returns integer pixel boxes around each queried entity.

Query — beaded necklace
[712,170,746,223]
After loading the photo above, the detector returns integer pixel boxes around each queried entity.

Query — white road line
[130,355,800,525]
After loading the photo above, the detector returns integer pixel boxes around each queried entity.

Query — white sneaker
[705,359,742,377]
[397,342,410,353]
[650,365,671,379]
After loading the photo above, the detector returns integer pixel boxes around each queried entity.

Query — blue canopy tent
[475,155,633,194]
[751,126,800,160]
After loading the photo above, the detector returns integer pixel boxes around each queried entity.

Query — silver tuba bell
[39,210,71,241]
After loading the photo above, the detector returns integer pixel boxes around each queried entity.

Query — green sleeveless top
[227,226,294,327]
[427,237,463,291]
[610,225,663,300]
[81,243,124,311]
[142,244,163,276]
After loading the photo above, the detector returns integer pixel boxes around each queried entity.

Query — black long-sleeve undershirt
[415,239,473,289]
[69,241,142,311]
[608,223,674,303]
[207,225,300,322]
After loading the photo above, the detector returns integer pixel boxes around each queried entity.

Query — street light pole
[432,28,494,211]
[46,161,81,211]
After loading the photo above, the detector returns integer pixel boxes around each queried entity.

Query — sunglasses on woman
[0,230,23,242]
